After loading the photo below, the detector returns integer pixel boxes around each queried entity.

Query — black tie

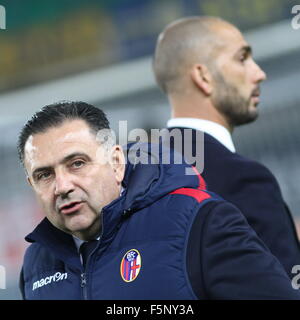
[79,240,98,268]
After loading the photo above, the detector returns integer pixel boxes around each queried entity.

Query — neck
[169,95,233,133]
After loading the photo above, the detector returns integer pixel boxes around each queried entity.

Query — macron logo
[32,272,68,291]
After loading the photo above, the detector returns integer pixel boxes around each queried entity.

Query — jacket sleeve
[206,156,300,277]
[200,200,300,300]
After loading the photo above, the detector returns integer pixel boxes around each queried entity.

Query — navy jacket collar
[25,218,81,269]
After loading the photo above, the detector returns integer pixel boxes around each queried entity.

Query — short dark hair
[17,101,110,166]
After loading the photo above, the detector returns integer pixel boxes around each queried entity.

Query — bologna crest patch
[120,249,141,282]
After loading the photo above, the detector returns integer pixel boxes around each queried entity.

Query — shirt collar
[72,236,85,253]
[167,118,236,153]
[72,235,101,253]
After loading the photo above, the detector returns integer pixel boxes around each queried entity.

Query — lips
[251,87,260,98]
[251,95,260,104]
[251,87,261,104]
[59,201,83,215]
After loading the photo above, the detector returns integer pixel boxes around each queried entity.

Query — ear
[110,145,126,184]
[190,63,213,96]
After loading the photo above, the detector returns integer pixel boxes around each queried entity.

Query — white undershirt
[167,118,236,153]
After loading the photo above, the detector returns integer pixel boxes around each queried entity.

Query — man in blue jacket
[153,16,300,278]
[18,101,300,299]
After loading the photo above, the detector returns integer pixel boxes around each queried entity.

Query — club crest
[120,249,141,282]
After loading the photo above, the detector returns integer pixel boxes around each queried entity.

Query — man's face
[210,25,266,127]
[24,119,125,240]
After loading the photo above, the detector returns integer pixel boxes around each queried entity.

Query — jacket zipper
[80,273,88,299]
[80,212,104,300]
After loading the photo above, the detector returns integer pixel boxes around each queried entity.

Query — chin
[249,106,259,118]
[233,111,258,126]
[64,214,95,233]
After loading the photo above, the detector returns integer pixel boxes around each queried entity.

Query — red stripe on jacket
[170,188,211,203]
[192,166,207,190]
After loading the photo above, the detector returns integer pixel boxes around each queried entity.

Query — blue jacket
[166,128,300,277]
[20,144,300,299]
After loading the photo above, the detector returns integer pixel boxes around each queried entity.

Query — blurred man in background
[17,101,300,299]
[153,16,300,277]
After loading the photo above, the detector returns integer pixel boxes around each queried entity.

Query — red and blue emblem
[120,249,141,282]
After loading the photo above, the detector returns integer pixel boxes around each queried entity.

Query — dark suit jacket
[167,127,300,277]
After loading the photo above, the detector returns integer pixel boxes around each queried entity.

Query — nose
[253,60,267,83]
[54,170,75,197]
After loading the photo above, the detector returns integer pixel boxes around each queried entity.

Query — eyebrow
[32,152,91,179]
[238,45,252,56]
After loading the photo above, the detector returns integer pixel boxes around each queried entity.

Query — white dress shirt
[167,118,236,153]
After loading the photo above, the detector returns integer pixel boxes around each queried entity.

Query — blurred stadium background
[0,0,299,299]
